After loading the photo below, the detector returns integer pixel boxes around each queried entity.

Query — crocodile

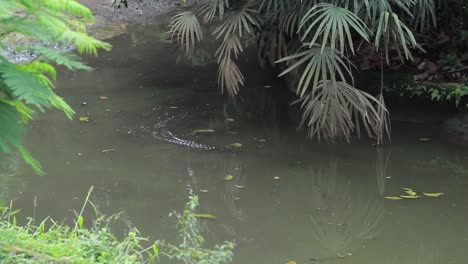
[152,129,216,151]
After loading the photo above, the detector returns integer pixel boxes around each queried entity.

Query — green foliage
[0,0,111,174]
[385,83,468,107]
[156,195,235,264]
[0,202,153,263]
[165,0,453,142]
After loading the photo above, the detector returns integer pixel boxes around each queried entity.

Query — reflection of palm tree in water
[376,149,391,197]
[307,161,384,261]
[218,156,253,243]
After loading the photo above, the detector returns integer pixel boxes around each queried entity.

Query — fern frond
[33,47,92,71]
[41,0,94,22]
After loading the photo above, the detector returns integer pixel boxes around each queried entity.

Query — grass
[0,186,156,264]
[0,187,234,264]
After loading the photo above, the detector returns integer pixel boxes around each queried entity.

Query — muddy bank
[0,0,178,62]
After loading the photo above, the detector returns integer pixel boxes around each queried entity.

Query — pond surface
[3,24,468,264]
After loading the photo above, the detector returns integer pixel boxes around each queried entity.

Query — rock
[427,61,439,74]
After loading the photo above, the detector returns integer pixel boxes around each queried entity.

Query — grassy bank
[0,189,234,264]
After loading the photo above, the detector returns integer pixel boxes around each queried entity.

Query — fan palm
[166,0,453,143]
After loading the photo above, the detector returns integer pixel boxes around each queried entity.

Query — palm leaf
[374,11,420,63]
[198,0,229,22]
[276,45,354,97]
[168,11,203,53]
[256,28,289,67]
[213,8,259,40]
[294,80,387,142]
[299,3,370,54]
[217,57,244,96]
[412,0,436,32]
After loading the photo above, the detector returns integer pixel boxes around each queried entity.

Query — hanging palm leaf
[198,0,229,22]
[218,57,244,96]
[299,3,370,54]
[256,28,289,67]
[412,0,436,32]
[213,7,259,40]
[168,11,203,53]
[294,80,387,142]
[276,45,354,97]
[374,11,420,63]
[215,33,243,62]
[375,93,391,145]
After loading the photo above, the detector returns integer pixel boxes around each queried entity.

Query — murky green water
[2,24,468,264]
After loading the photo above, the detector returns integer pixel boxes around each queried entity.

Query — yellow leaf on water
[286,261,296,264]
[234,184,245,189]
[384,196,403,200]
[423,192,444,197]
[224,175,233,181]
[402,187,414,192]
[400,195,422,199]
[404,190,417,196]
[273,176,280,180]
[226,118,236,122]
[79,116,89,122]
[192,129,215,135]
[194,214,216,219]
[230,143,242,148]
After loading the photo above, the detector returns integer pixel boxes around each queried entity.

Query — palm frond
[412,0,436,32]
[294,80,387,142]
[217,57,244,96]
[277,45,354,97]
[216,33,243,62]
[256,28,289,67]
[213,8,259,40]
[300,3,370,54]
[168,11,204,53]
[198,0,230,22]
[374,11,420,63]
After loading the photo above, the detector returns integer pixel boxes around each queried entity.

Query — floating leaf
[224,175,233,181]
[404,190,417,196]
[400,195,422,199]
[234,184,245,189]
[286,261,297,264]
[200,189,208,193]
[192,129,215,135]
[226,118,236,122]
[99,96,108,100]
[230,143,242,148]
[79,116,89,122]
[384,196,403,200]
[273,176,280,180]
[423,192,444,197]
[194,213,217,219]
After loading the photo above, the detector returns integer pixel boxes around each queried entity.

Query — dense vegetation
[0,0,110,174]
[166,0,468,143]
[0,193,234,263]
